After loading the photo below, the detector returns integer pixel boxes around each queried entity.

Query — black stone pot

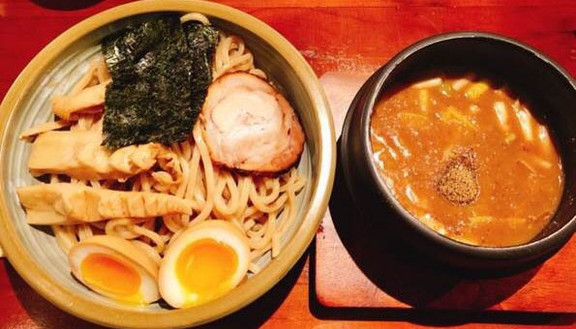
[339,32,576,273]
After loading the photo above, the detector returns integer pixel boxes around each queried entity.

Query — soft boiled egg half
[159,220,250,308]
[69,235,160,305]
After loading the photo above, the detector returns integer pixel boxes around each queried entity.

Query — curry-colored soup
[370,75,563,247]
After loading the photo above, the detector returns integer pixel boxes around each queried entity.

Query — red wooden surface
[1,0,576,328]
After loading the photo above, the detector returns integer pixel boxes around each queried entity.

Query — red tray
[314,72,576,313]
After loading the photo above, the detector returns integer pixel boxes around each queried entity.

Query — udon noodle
[46,14,305,273]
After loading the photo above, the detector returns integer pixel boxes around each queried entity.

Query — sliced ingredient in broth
[371,75,563,247]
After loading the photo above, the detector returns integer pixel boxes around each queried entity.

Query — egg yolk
[81,253,141,302]
[175,238,238,305]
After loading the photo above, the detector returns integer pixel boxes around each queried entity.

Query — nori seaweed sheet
[102,15,217,149]
[103,18,174,83]
[182,21,219,123]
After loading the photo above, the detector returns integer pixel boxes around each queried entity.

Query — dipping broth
[370,75,563,247]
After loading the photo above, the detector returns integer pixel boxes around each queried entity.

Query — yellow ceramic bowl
[0,1,335,327]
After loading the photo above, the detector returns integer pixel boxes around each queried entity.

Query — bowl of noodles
[0,0,335,327]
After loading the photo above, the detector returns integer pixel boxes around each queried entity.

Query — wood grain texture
[2,1,576,95]
[1,0,576,328]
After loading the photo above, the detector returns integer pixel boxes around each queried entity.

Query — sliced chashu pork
[201,72,305,174]
[17,183,193,225]
[28,130,163,180]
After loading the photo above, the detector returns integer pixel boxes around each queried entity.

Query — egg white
[69,236,160,305]
[159,220,250,308]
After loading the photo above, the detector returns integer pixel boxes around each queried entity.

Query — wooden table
[1,0,575,328]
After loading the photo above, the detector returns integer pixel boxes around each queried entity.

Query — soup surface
[370,75,563,247]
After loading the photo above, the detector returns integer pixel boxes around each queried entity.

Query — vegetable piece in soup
[370,75,563,247]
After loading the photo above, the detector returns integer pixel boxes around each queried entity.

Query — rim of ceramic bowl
[0,1,335,327]
[360,31,576,260]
